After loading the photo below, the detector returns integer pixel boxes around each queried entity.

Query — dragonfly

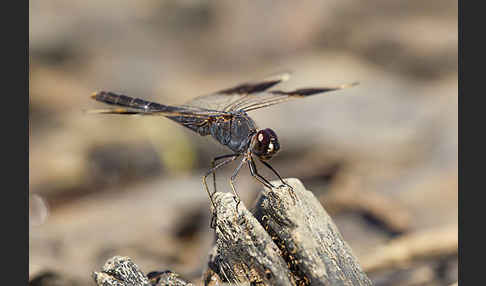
[90,72,357,226]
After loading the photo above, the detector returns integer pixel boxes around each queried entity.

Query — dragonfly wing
[238,82,359,112]
[181,72,291,112]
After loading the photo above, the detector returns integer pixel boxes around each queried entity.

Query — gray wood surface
[93,256,193,286]
[204,178,372,286]
[93,256,150,286]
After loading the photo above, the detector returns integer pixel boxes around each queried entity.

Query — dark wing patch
[182,72,291,112]
[270,87,347,96]
[217,78,285,95]
[239,82,359,112]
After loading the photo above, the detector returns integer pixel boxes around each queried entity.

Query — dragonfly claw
[233,196,241,213]
[210,212,218,229]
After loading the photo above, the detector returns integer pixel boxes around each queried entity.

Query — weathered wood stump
[204,178,372,286]
[93,179,371,286]
[92,256,193,286]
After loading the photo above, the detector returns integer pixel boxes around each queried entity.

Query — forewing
[181,72,291,112]
[238,82,359,112]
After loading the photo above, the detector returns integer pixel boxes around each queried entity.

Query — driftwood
[204,178,372,286]
[92,256,193,286]
[93,179,371,286]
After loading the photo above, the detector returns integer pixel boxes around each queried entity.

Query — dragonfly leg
[203,155,239,228]
[229,158,247,211]
[259,159,287,185]
[211,154,239,197]
[248,157,274,189]
[260,159,297,203]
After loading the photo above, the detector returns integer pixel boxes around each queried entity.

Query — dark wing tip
[217,72,293,95]
[218,80,281,95]
[271,81,359,97]
[270,88,334,96]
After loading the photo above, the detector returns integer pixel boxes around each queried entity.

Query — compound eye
[257,131,270,145]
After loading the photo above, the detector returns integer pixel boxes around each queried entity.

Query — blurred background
[29,1,457,285]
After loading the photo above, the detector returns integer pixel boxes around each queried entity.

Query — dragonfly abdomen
[92,91,166,111]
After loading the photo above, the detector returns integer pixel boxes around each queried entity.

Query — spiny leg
[259,159,287,185]
[260,159,297,202]
[248,157,274,189]
[211,154,239,197]
[203,155,239,228]
[229,158,247,211]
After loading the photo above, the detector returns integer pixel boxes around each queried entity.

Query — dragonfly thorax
[209,113,257,153]
[250,128,280,160]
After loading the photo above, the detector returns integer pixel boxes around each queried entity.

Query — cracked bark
[204,178,372,286]
[93,256,193,286]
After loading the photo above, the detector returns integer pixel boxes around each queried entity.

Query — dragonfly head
[251,128,280,160]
